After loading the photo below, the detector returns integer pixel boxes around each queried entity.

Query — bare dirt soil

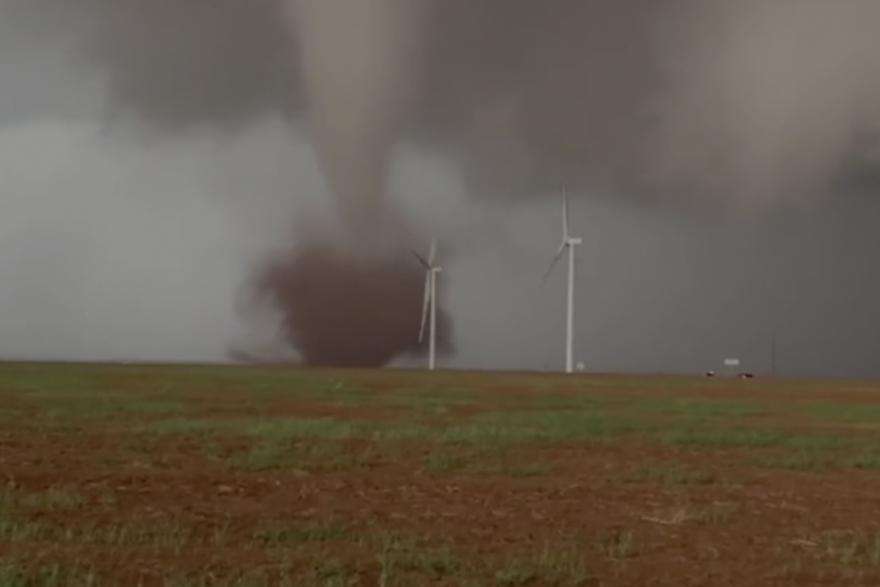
[1,364,880,586]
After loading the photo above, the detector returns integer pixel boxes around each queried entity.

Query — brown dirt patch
[2,429,880,586]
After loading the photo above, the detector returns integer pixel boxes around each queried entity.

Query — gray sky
[2,4,880,377]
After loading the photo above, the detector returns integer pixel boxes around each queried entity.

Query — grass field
[2,363,880,586]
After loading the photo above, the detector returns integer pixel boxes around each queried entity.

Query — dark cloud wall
[11,0,880,206]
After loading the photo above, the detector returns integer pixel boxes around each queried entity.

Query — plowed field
[2,364,880,586]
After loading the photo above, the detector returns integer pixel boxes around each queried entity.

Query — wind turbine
[412,241,441,370]
[541,190,582,373]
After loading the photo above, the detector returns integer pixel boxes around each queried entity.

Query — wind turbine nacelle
[567,237,583,245]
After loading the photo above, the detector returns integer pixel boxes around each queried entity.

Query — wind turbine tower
[541,190,582,373]
[413,241,441,370]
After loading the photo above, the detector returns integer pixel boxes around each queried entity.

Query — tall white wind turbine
[413,241,441,370]
[541,190,582,373]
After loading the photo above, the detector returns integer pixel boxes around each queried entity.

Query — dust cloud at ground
[248,229,453,367]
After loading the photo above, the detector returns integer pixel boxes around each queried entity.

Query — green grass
[438,410,636,444]
[598,528,638,559]
[654,426,845,450]
[0,522,596,586]
[848,450,880,469]
[0,542,593,586]
[227,440,378,471]
[0,519,192,546]
[9,370,880,470]
[0,487,87,520]
[125,409,873,455]
[790,530,880,568]
[800,401,880,424]
[253,521,354,545]
[4,362,879,446]
[493,544,590,586]
[131,411,636,444]
[631,397,767,418]
[19,487,85,511]
[0,564,103,587]
[381,386,485,409]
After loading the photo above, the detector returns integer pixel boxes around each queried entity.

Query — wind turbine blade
[427,240,437,265]
[562,188,569,239]
[411,250,430,270]
[418,272,430,343]
[539,242,567,289]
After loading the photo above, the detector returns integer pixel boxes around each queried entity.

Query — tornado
[258,0,449,367]
[283,0,429,236]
